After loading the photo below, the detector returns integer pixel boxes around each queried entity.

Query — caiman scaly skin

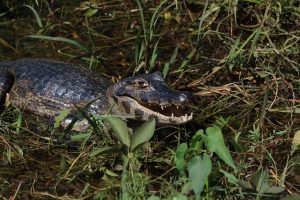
[0,58,193,128]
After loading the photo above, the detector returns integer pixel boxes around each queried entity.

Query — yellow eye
[130,79,149,89]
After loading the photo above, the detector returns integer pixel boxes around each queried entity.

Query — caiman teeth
[119,96,193,123]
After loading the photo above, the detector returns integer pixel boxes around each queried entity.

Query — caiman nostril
[179,91,194,103]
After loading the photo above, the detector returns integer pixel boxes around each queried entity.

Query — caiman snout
[108,72,194,124]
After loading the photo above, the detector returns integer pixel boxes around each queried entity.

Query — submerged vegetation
[0,0,299,199]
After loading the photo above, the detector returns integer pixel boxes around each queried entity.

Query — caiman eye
[130,79,149,89]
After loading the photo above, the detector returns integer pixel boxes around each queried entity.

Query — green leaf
[175,143,188,177]
[70,133,91,141]
[23,5,43,28]
[169,194,188,200]
[281,194,300,200]
[84,8,98,17]
[149,40,159,71]
[89,145,125,157]
[220,169,239,185]
[265,186,285,194]
[251,168,270,194]
[238,180,253,190]
[147,196,160,200]
[130,118,156,152]
[12,106,22,134]
[162,63,170,79]
[205,126,236,170]
[105,169,118,177]
[54,108,71,129]
[188,154,212,199]
[105,116,130,147]
[189,129,204,152]
[162,45,179,78]
[59,156,67,172]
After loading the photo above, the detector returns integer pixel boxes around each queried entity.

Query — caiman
[0,58,193,129]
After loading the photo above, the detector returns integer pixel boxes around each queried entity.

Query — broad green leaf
[188,154,212,199]
[265,186,285,194]
[175,143,188,177]
[251,168,270,194]
[105,116,130,147]
[130,118,156,152]
[205,126,236,170]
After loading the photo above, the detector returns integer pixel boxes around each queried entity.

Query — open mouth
[140,102,192,118]
[119,96,193,124]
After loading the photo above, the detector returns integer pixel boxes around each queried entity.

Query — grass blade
[29,35,90,53]
[23,5,43,28]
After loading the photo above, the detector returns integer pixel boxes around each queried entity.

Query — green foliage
[188,154,212,200]
[173,123,238,198]
[175,143,188,177]
[105,116,130,147]
[23,4,43,28]
[1,0,298,198]
[250,168,285,196]
[104,116,156,153]
[188,129,203,152]
[130,118,156,152]
[84,8,98,18]
[204,126,236,170]
[12,106,22,135]
[163,45,178,78]
[95,116,156,199]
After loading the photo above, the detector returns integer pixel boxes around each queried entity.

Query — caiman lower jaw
[119,96,193,124]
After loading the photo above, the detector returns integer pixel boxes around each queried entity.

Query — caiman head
[107,72,193,124]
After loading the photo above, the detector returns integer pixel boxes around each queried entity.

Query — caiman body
[0,58,193,127]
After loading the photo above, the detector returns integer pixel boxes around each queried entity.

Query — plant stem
[121,154,129,200]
